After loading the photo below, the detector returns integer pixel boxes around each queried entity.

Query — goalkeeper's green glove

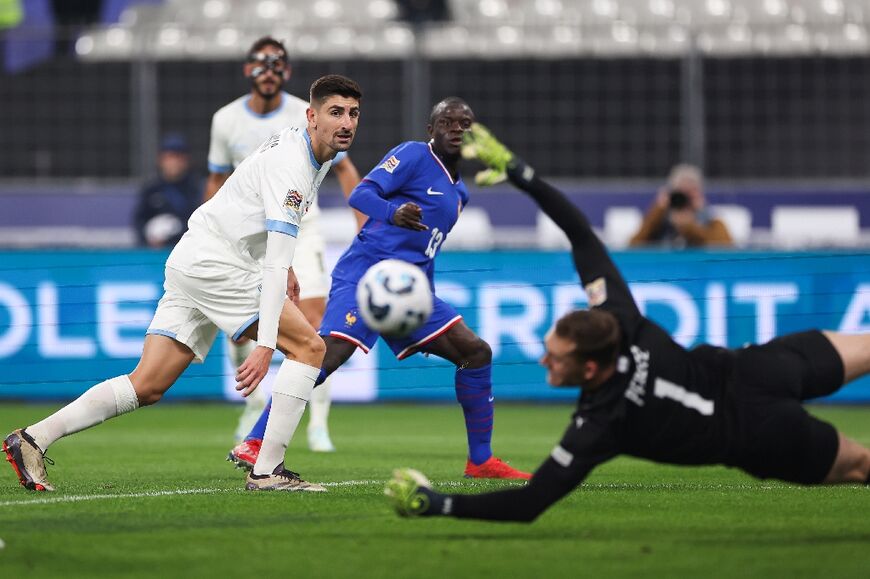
[385,468,443,517]
[461,123,514,187]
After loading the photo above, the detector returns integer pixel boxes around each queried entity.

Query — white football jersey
[207,91,347,222]
[207,92,309,172]
[168,126,333,274]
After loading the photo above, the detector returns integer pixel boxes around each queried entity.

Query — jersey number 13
[425,227,444,258]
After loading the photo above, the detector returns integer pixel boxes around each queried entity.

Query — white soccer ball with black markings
[356,259,433,338]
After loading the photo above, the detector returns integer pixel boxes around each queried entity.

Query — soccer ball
[356,259,433,338]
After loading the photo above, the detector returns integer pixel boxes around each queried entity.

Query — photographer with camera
[629,164,732,248]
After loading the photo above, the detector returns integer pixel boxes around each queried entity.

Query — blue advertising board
[1,249,868,402]
[0,251,223,399]
[378,250,870,402]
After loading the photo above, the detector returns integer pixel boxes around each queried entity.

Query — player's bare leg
[814,332,870,484]
[240,300,327,491]
[129,335,198,405]
[299,296,336,452]
[822,331,870,384]
[4,335,194,491]
[424,322,531,480]
[823,433,870,484]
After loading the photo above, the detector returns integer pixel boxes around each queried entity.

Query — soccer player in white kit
[3,75,363,493]
[204,37,364,452]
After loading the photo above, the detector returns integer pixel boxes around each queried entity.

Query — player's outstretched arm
[463,124,638,315]
[386,458,585,523]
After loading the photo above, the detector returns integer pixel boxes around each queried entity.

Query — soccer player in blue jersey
[229,97,531,480]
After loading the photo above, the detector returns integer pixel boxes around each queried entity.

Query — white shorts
[295,216,330,301]
[147,266,261,362]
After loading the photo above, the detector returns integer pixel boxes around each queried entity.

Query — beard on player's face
[311,97,359,153]
[252,73,282,99]
[325,124,355,152]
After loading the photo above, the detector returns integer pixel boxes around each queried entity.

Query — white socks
[253,359,320,475]
[27,375,139,453]
[308,376,332,431]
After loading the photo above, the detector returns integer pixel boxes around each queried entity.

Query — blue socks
[244,368,329,441]
[455,364,494,465]
[246,398,272,441]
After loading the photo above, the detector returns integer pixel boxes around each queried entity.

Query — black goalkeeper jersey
[446,161,841,523]
[516,166,744,484]
[571,307,738,476]
[446,166,745,522]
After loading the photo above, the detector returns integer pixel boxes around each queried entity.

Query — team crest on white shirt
[380,155,400,174]
[284,189,303,212]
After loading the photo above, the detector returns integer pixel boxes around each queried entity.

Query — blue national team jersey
[332,141,469,283]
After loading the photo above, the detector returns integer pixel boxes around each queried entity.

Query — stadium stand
[710,204,753,248]
[1,0,869,248]
[535,212,570,250]
[603,206,644,249]
[71,0,870,60]
[771,205,861,248]
[441,207,496,250]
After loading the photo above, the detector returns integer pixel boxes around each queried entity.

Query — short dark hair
[429,96,470,125]
[247,36,287,61]
[309,75,362,106]
[554,309,621,367]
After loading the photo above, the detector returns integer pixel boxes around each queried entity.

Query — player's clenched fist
[391,202,428,231]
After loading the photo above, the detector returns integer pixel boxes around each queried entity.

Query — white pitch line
[0,487,226,508]
[0,480,391,508]
[0,478,506,508]
[321,479,383,487]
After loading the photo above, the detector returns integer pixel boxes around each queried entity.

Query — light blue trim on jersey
[265,219,299,237]
[146,329,178,340]
[302,129,322,170]
[233,314,260,341]
[208,162,233,174]
[334,151,348,163]
[243,92,288,119]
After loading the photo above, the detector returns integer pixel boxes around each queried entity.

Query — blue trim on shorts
[265,219,299,237]
[146,329,178,340]
[233,314,259,341]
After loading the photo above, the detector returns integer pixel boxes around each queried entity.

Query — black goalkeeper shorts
[728,330,843,485]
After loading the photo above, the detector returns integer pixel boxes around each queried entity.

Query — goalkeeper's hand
[461,123,514,187]
[385,468,440,517]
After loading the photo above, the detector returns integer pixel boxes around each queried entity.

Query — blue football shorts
[319,276,462,359]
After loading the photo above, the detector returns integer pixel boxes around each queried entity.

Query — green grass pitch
[1,402,869,578]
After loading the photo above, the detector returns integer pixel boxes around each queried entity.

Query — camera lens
[669,190,690,209]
